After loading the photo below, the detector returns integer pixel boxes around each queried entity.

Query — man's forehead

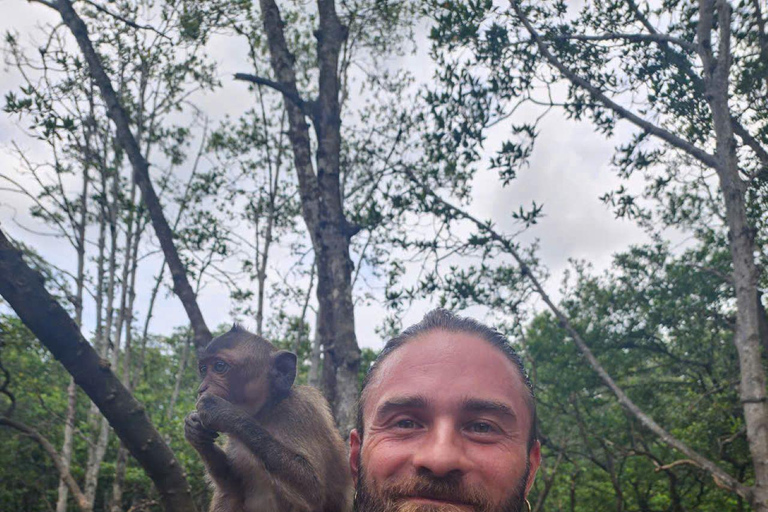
[365,330,528,416]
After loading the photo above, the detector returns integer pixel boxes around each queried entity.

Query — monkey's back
[260,385,354,512]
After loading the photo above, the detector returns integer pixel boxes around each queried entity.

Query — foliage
[0,312,210,512]
[527,241,750,511]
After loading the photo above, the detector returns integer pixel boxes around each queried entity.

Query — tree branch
[1,417,91,512]
[624,0,766,176]
[731,119,768,178]
[258,0,320,226]
[549,32,696,53]
[27,0,57,9]
[0,230,198,512]
[510,0,720,170]
[80,0,170,40]
[234,73,310,115]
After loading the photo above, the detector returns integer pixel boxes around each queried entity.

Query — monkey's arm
[184,412,232,485]
[197,395,321,502]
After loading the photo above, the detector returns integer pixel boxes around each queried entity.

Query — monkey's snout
[197,384,209,396]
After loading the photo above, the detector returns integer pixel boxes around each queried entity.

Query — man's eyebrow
[375,395,429,418]
[462,399,517,419]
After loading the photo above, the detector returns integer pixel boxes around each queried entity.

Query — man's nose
[411,420,469,478]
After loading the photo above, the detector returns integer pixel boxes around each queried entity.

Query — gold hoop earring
[525,498,532,512]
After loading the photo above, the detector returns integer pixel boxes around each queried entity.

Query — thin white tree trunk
[295,260,315,354]
[167,336,191,422]
[56,156,90,512]
[83,161,121,506]
[254,91,285,336]
[110,201,142,512]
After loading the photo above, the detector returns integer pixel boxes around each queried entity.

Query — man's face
[349,330,541,512]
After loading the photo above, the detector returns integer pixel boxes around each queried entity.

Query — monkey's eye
[198,364,207,376]
[212,361,229,374]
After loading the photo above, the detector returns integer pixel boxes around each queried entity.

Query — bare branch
[732,120,768,173]
[1,417,90,512]
[258,0,319,218]
[234,72,311,114]
[80,0,170,39]
[27,0,57,9]
[510,0,720,170]
[549,32,696,53]
[654,459,698,472]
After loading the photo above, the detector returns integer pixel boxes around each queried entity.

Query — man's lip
[405,496,472,507]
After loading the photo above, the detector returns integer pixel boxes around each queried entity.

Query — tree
[416,0,767,509]
[231,0,405,431]
[525,243,749,512]
[29,0,215,352]
[161,0,419,430]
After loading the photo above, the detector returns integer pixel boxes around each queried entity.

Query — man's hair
[356,308,537,450]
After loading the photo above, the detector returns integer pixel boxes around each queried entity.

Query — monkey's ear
[269,350,297,399]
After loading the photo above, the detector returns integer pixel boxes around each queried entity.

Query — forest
[0,0,766,511]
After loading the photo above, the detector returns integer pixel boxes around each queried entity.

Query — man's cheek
[362,437,413,480]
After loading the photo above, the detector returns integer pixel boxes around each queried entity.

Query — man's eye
[468,422,494,434]
[395,419,418,429]
[213,361,229,374]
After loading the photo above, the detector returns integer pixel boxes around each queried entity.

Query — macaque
[185,325,353,512]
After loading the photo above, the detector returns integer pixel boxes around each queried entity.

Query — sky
[0,0,654,351]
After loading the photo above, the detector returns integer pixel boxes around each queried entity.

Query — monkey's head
[197,324,297,415]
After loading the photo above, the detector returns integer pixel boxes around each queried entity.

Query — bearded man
[349,308,541,512]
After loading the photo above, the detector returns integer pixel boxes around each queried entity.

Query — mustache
[384,474,494,508]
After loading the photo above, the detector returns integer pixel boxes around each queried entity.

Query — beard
[354,459,530,512]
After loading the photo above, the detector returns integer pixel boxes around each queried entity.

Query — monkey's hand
[184,411,219,449]
[196,393,245,433]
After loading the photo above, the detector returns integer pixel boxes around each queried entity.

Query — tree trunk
[84,161,122,507]
[698,2,768,510]
[295,260,315,354]
[167,336,191,421]
[109,186,143,512]
[57,161,89,512]
[57,378,78,512]
[254,0,361,431]
[0,229,197,512]
[254,90,284,336]
[110,446,129,512]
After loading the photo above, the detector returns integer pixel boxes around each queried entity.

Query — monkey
[184,325,353,512]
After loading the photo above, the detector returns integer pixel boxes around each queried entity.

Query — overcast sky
[0,0,654,350]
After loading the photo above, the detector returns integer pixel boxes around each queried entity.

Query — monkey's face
[198,347,269,410]
[197,348,239,401]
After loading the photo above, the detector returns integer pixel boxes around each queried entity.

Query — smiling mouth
[406,496,473,508]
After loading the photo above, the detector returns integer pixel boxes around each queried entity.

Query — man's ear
[525,439,542,497]
[269,350,297,400]
[349,429,361,483]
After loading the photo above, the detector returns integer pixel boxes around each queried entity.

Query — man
[349,308,541,512]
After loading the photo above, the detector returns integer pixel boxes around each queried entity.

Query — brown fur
[185,327,353,512]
